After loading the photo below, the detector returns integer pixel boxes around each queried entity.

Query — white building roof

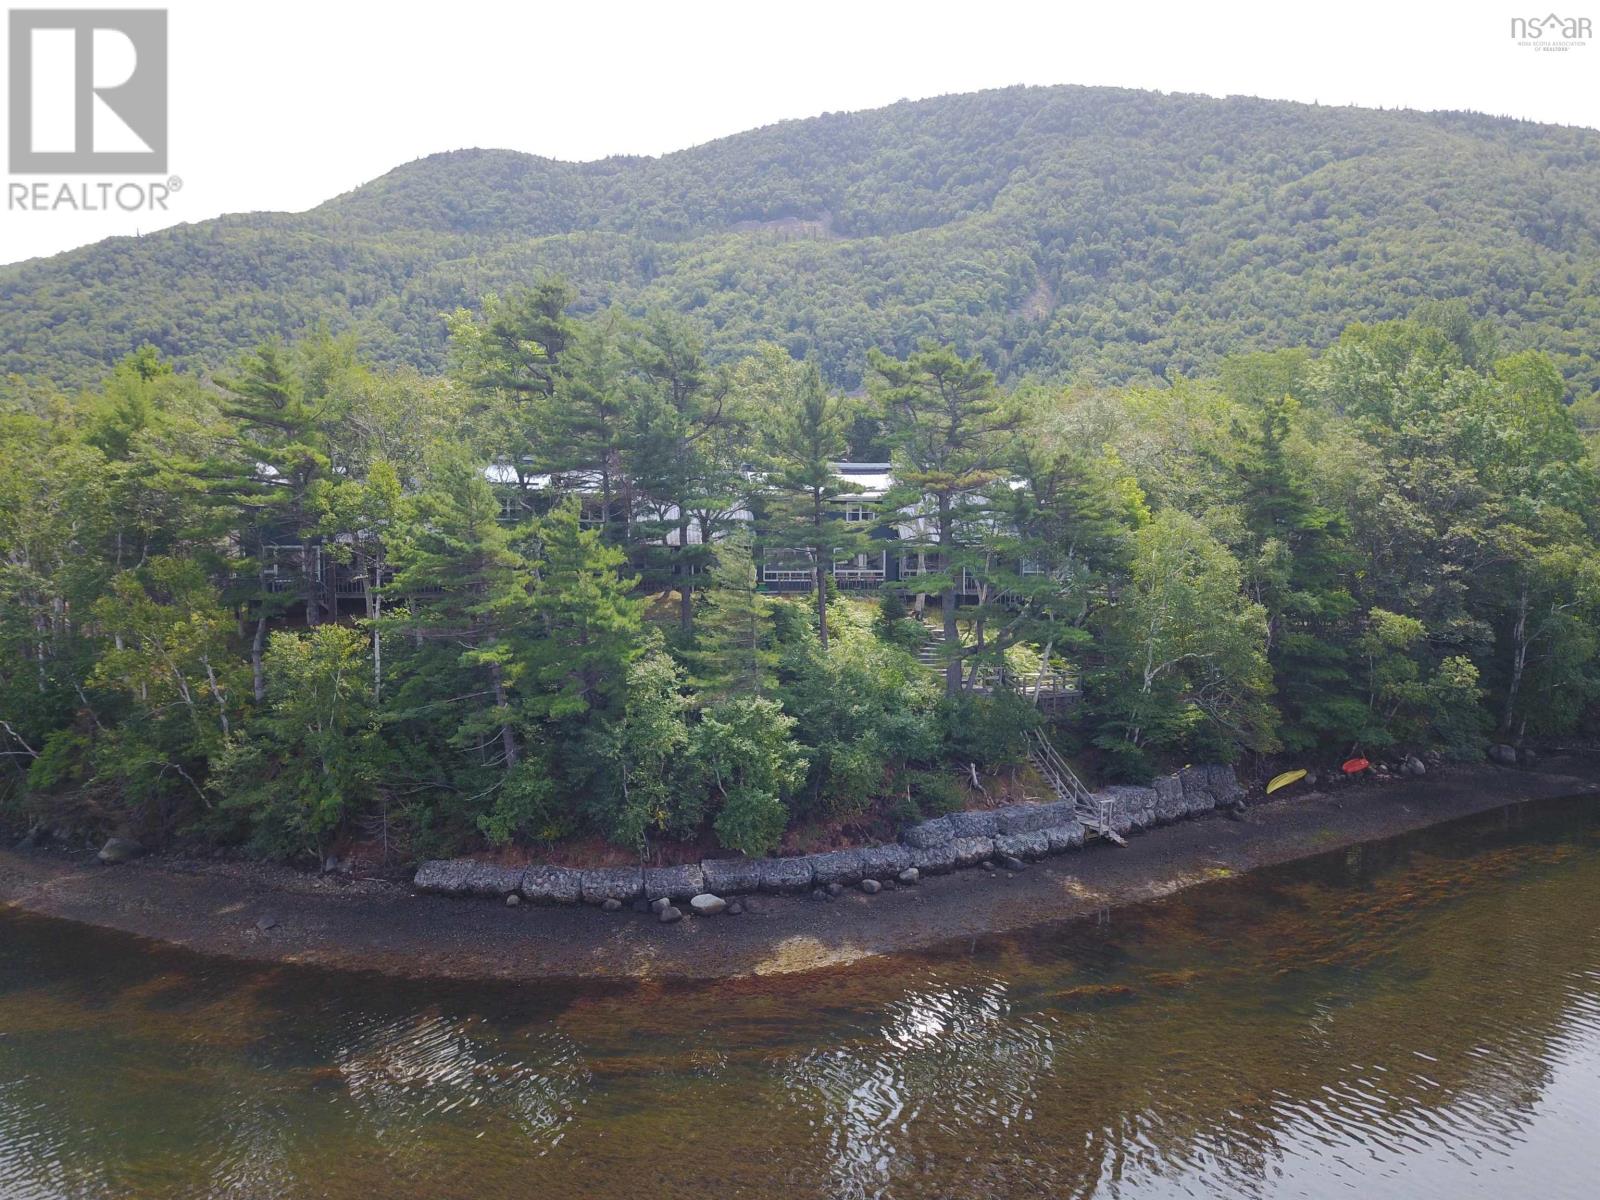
[830,462,893,499]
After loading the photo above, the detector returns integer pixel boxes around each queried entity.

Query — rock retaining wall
[413,764,1243,904]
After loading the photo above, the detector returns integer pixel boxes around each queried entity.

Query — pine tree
[446,280,577,500]
[388,455,531,772]
[1236,394,1360,751]
[690,530,775,700]
[552,313,628,540]
[210,340,335,699]
[871,343,1017,696]
[762,360,864,651]
[525,496,643,721]
[621,313,735,636]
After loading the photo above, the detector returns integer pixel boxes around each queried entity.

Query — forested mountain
[5,85,1600,394]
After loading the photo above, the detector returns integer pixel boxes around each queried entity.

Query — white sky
[2,0,1597,265]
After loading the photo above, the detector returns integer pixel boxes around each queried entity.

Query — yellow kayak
[1266,769,1307,794]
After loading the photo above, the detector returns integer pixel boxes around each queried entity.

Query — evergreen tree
[690,530,775,699]
[525,496,643,721]
[388,454,531,774]
[871,343,1017,696]
[622,313,734,635]
[762,360,863,650]
[210,340,336,701]
[599,647,693,847]
[447,280,576,498]
[552,313,629,539]
[1234,394,1361,751]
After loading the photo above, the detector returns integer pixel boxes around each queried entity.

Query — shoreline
[3,759,1597,982]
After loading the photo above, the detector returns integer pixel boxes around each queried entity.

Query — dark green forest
[4,279,1599,866]
[5,85,1600,394]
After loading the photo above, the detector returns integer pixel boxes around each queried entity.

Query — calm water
[2,797,1598,1200]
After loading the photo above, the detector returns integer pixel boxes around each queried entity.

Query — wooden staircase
[1027,730,1125,846]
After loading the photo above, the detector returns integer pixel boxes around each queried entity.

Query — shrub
[212,625,383,861]
[906,768,965,816]
[691,695,807,855]
[714,786,790,857]
[939,691,1040,767]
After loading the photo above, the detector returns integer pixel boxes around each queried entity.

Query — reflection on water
[2,796,1598,1199]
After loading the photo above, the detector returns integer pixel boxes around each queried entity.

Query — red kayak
[1342,757,1370,774]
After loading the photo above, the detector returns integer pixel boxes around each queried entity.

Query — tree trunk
[302,539,320,627]
[251,615,267,703]
[370,555,383,704]
[490,660,519,769]
[1501,583,1529,734]
[678,516,694,635]
[1032,639,1054,707]
[813,493,829,652]
[816,563,829,652]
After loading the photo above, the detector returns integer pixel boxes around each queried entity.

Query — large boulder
[950,835,995,867]
[1206,764,1243,805]
[1178,766,1216,814]
[995,803,1057,835]
[994,830,1050,860]
[520,864,582,905]
[902,816,954,848]
[1107,785,1158,830]
[1100,787,1134,830]
[14,825,49,850]
[414,858,474,895]
[1039,799,1080,824]
[946,810,998,838]
[757,856,815,893]
[1152,775,1186,823]
[1488,743,1518,766]
[580,867,643,905]
[860,842,912,878]
[701,856,763,895]
[809,848,869,886]
[96,837,144,865]
[909,842,959,875]
[465,862,524,897]
[643,864,705,901]
[688,893,727,916]
[1044,822,1085,853]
